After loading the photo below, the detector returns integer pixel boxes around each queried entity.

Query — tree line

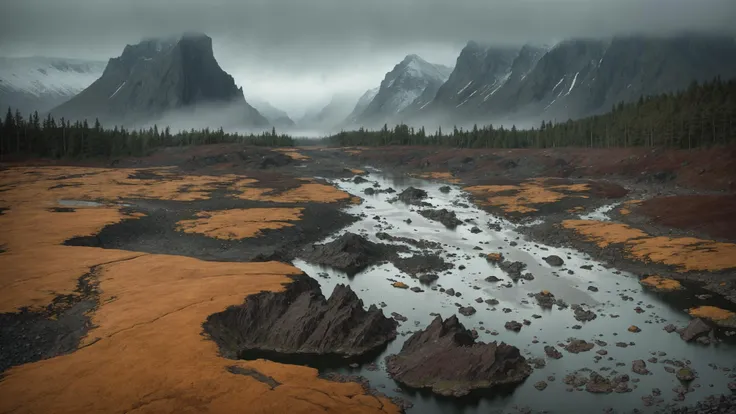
[2,76,734,159]
[322,76,736,149]
[0,112,294,160]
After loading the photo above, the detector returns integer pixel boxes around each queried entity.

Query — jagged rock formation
[51,33,269,129]
[203,275,397,358]
[385,315,532,396]
[0,57,106,114]
[300,232,390,276]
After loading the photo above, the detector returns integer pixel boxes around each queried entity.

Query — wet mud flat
[0,155,405,414]
[285,168,736,414]
[2,145,735,414]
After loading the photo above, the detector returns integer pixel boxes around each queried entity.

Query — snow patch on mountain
[0,57,105,98]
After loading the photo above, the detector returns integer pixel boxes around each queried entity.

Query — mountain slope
[249,98,295,128]
[0,57,106,114]
[298,93,361,134]
[353,55,452,128]
[343,87,379,126]
[51,33,269,129]
[405,34,736,128]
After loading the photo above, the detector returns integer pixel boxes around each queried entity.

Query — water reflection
[287,170,736,413]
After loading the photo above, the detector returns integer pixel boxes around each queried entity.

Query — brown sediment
[632,195,736,241]
[640,276,683,291]
[349,169,366,175]
[273,148,310,161]
[0,166,399,414]
[412,172,461,183]
[343,148,363,155]
[562,220,736,272]
[392,282,409,289]
[176,208,304,240]
[466,178,590,214]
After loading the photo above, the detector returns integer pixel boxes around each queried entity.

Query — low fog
[2,0,735,135]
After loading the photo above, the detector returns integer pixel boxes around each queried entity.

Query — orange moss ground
[411,171,461,183]
[563,220,736,272]
[466,178,590,214]
[176,208,304,240]
[688,306,736,326]
[0,166,350,208]
[273,148,310,161]
[640,276,683,291]
[0,166,398,414]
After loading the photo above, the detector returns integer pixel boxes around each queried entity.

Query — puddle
[57,199,104,208]
[580,202,621,221]
[290,170,736,413]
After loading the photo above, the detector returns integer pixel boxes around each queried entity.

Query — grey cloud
[1,0,734,115]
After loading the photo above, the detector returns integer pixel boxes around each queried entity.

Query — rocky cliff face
[52,33,269,129]
[406,34,736,128]
[385,315,532,396]
[204,275,397,358]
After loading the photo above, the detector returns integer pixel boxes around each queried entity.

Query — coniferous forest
[323,77,736,149]
[0,113,294,160]
[1,77,735,160]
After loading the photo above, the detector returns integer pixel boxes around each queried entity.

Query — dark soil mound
[301,232,389,276]
[392,254,453,276]
[385,315,532,397]
[204,275,397,358]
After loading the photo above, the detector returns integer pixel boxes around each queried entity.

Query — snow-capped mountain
[52,33,269,130]
[0,57,106,114]
[343,87,378,126]
[248,98,295,128]
[407,34,736,127]
[351,54,452,128]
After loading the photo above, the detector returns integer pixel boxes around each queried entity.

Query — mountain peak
[51,33,268,129]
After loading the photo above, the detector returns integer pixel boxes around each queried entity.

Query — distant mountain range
[248,98,295,128]
[3,33,735,134]
[407,34,736,129]
[0,57,106,115]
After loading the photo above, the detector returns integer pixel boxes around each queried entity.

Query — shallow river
[291,169,736,413]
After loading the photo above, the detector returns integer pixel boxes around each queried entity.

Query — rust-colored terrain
[0,148,399,414]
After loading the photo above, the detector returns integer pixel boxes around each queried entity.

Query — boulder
[679,318,712,342]
[398,187,428,205]
[385,315,532,397]
[543,255,565,267]
[419,208,463,229]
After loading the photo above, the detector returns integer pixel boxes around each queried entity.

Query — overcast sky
[1,0,734,117]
